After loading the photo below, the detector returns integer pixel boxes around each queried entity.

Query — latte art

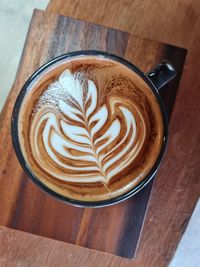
[18,56,164,201]
[30,70,146,185]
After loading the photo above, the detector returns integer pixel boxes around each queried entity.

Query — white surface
[0,0,49,111]
[169,199,200,267]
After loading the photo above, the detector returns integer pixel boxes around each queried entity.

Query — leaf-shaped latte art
[30,70,146,186]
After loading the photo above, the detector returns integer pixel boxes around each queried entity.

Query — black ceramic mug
[11,51,176,207]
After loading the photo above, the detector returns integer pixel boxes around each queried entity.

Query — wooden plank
[47,0,198,49]
[0,226,127,267]
[0,9,186,261]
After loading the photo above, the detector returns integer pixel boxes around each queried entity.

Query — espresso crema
[18,56,163,201]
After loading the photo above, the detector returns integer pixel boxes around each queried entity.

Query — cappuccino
[18,55,163,201]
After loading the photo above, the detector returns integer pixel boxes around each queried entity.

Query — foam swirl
[30,70,146,185]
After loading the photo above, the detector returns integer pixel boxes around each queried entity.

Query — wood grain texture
[47,0,199,49]
[0,8,186,262]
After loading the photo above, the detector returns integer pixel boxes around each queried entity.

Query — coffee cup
[11,51,176,207]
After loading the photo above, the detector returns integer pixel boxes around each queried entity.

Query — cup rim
[11,50,168,208]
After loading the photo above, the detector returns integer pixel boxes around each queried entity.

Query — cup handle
[146,61,177,91]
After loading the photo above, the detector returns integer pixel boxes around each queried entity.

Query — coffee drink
[17,55,163,202]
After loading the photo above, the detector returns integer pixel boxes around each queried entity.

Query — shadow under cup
[11,50,176,208]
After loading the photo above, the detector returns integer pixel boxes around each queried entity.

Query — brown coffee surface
[18,55,163,202]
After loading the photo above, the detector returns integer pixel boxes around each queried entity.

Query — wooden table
[0,1,200,266]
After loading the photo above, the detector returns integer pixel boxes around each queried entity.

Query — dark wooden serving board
[0,9,186,259]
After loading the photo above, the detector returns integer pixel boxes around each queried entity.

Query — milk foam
[30,69,146,185]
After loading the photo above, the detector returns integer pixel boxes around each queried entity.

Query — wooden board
[0,10,186,259]
[47,0,199,49]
